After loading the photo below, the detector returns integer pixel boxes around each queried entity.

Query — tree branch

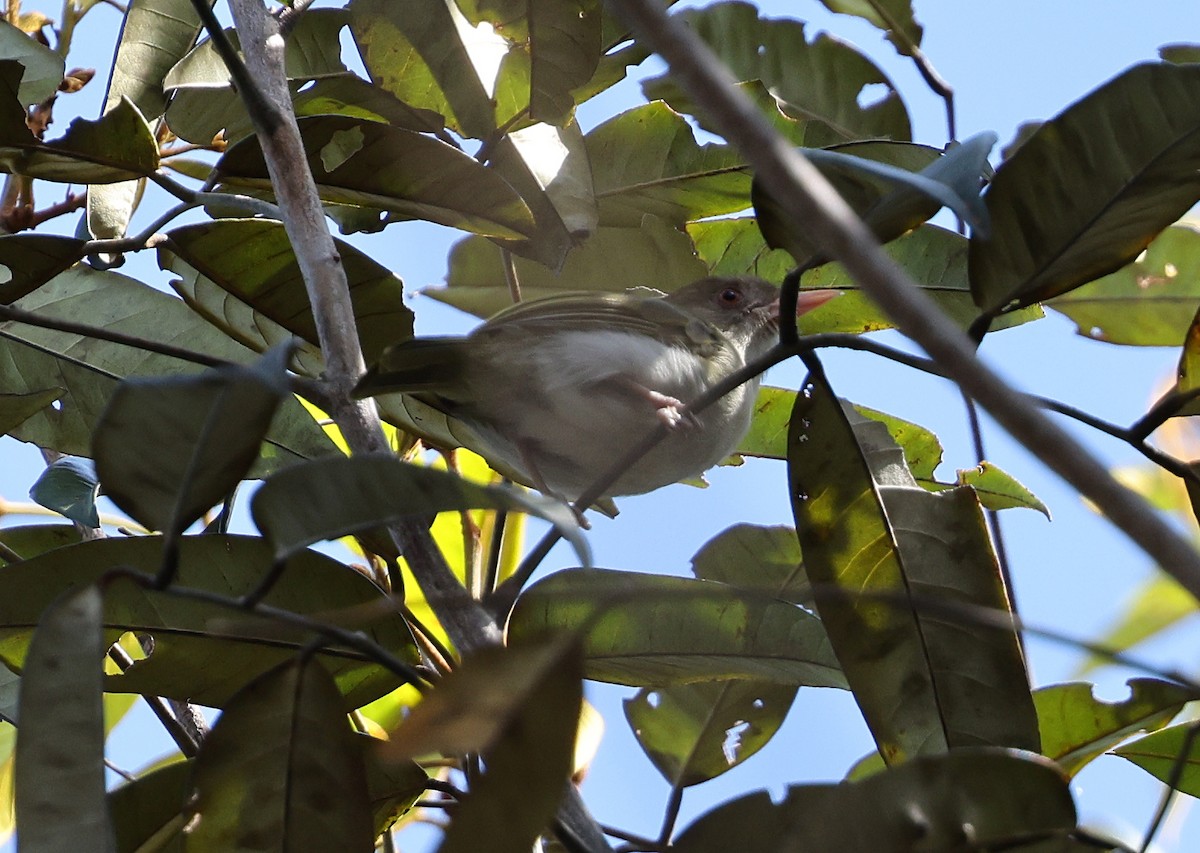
[214,0,500,650]
[608,0,1200,604]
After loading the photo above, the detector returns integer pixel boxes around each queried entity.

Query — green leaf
[461,0,602,125]
[507,568,846,688]
[625,679,797,787]
[160,218,413,364]
[642,1,910,147]
[954,461,1049,517]
[1115,723,1200,796]
[216,115,535,239]
[586,102,750,227]
[798,225,1043,333]
[188,657,374,851]
[0,95,159,184]
[1075,572,1197,676]
[788,379,1038,763]
[0,387,61,435]
[691,523,812,608]
[0,265,337,471]
[0,534,418,709]
[28,456,99,528]
[1036,678,1196,777]
[672,749,1076,853]
[349,0,503,139]
[486,120,599,269]
[0,524,80,566]
[104,0,206,121]
[14,586,115,852]
[108,760,190,852]
[436,214,708,318]
[250,454,590,568]
[1049,224,1200,346]
[92,344,294,534]
[1160,43,1200,64]
[0,21,64,105]
[417,640,583,853]
[970,62,1200,319]
[816,0,923,56]
[0,234,87,304]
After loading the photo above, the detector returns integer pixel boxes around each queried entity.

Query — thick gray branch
[222,0,498,648]
[608,0,1200,600]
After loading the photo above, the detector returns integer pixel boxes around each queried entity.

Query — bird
[354,276,838,501]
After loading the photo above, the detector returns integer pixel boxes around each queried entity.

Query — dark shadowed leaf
[0,23,63,104]
[788,377,1038,764]
[691,522,811,608]
[189,657,374,851]
[386,639,582,853]
[87,0,208,243]
[460,0,603,125]
[162,9,352,144]
[1115,723,1200,796]
[507,568,845,688]
[92,344,293,534]
[0,534,417,709]
[0,265,336,471]
[0,387,61,435]
[29,455,99,528]
[625,679,797,787]
[1049,224,1200,346]
[104,0,206,121]
[0,234,87,304]
[485,120,598,269]
[642,1,910,147]
[160,219,413,364]
[1036,679,1196,777]
[251,453,589,567]
[435,215,707,318]
[817,0,922,56]
[108,760,190,852]
[217,115,535,239]
[14,586,115,852]
[970,63,1200,319]
[586,102,750,227]
[0,524,80,565]
[754,136,992,267]
[0,91,158,184]
[672,749,1075,853]
[349,0,502,139]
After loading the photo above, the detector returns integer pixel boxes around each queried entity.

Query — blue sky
[5,1,1200,850]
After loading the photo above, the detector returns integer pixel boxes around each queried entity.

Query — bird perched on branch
[355,276,837,501]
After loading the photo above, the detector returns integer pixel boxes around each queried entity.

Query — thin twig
[1130,387,1200,442]
[611,0,1200,607]
[107,645,201,757]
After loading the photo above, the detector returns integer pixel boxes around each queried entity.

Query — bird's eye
[718,288,742,305]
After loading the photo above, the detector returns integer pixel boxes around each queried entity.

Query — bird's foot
[645,390,696,429]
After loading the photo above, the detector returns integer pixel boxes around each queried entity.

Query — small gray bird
[355,276,837,500]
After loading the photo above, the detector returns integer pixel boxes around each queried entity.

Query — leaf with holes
[788,377,1037,763]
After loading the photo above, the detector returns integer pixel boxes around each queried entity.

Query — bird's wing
[478,291,724,350]
[352,336,470,397]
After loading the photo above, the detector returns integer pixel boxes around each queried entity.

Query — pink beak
[793,289,840,316]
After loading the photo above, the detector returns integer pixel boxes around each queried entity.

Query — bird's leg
[608,377,698,429]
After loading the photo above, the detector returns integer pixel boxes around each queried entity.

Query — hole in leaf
[722,719,750,764]
[856,83,891,110]
[104,630,154,674]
